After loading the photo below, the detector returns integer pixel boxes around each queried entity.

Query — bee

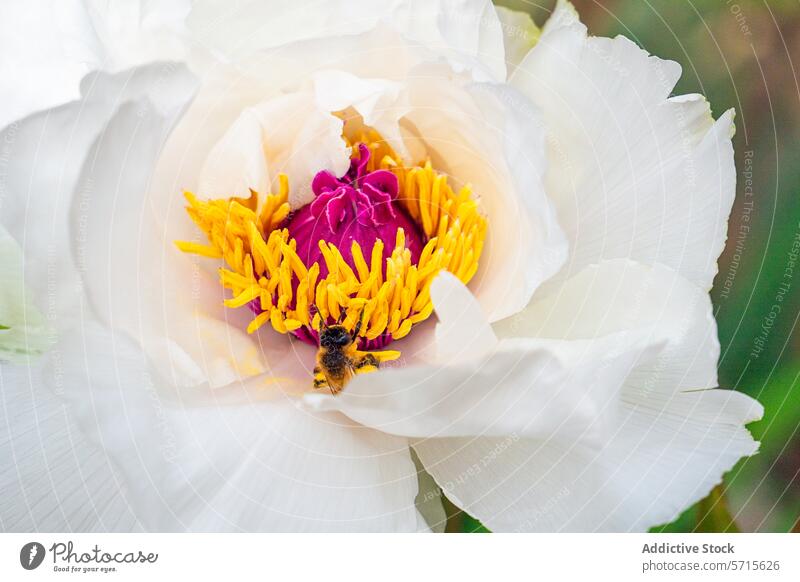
[313,317,380,394]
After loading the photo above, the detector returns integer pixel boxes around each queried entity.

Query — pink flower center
[287,144,424,279]
[283,144,425,348]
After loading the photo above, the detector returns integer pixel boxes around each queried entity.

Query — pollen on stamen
[176,130,487,387]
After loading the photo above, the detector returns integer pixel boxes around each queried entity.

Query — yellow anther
[316,282,329,320]
[351,241,371,282]
[178,133,487,383]
[260,289,273,311]
[284,318,302,332]
[270,309,288,333]
[224,286,260,308]
[392,319,414,340]
[327,283,342,321]
[369,239,384,285]
[247,312,270,334]
[358,349,401,363]
[367,309,389,340]
[174,241,222,258]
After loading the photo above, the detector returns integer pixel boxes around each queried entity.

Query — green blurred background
[450,0,800,533]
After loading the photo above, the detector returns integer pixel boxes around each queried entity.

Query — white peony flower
[0,0,762,532]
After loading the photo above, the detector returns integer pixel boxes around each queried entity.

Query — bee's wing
[343,361,357,382]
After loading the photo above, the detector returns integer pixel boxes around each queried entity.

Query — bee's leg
[353,311,364,339]
[313,307,324,334]
[355,353,380,372]
[313,367,328,390]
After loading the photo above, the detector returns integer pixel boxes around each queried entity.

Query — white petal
[46,322,420,532]
[413,260,762,531]
[0,227,53,363]
[403,77,568,321]
[1,64,197,329]
[66,0,189,72]
[314,71,404,125]
[147,66,275,205]
[414,387,760,532]
[306,331,656,441]
[0,1,85,130]
[0,0,188,130]
[61,67,252,388]
[187,0,506,81]
[198,92,350,207]
[494,259,721,389]
[305,272,660,441]
[0,362,138,531]
[495,6,541,73]
[512,0,734,291]
[313,70,415,162]
[430,271,496,362]
[196,108,271,201]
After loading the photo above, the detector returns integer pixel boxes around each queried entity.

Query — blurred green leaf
[461,514,491,533]
[651,485,741,533]
[651,504,696,533]
[726,364,800,532]
[442,494,492,532]
[696,485,741,533]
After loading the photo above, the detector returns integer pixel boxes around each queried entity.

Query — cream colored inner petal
[400,74,567,321]
[198,92,350,208]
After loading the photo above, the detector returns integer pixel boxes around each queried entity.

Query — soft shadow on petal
[403,75,568,321]
[42,321,420,532]
[411,449,447,533]
[513,0,735,292]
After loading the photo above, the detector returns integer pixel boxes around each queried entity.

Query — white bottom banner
[1,533,798,581]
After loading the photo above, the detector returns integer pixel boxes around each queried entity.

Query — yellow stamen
[176,132,487,388]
